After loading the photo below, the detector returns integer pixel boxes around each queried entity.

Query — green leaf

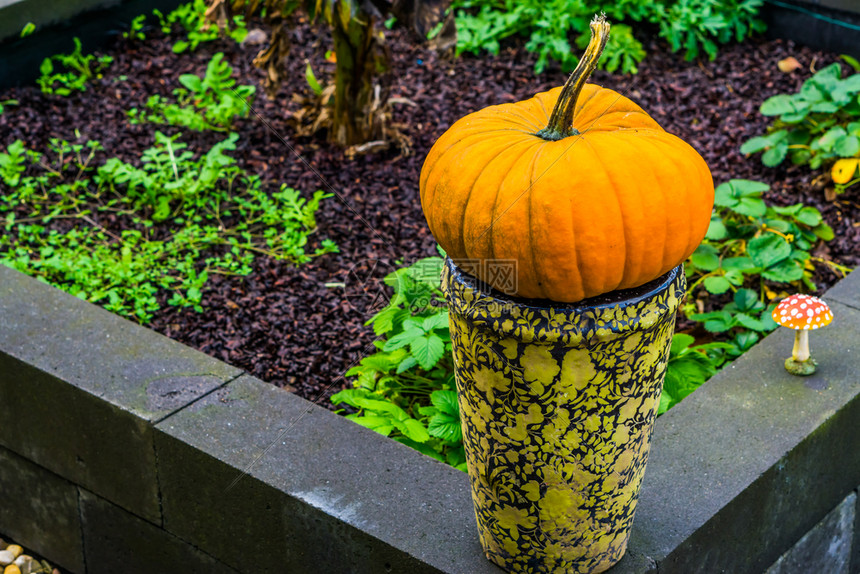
[841,55,860,73]
[706,217,728,241]
[814,223,834,241]
[179,74,203,93]
[428,413,462,443]
[422,311,449,332]
[690,244,721,271]
[348,415,395,436]
[395,417,431,443]
[305,62,323,95]
[153,196,172,222]
[430,390,459,416]
[760,94,795,116]
[383,328,424,351]
[762,142,788,167]
[733,288,759,312]
[814,126,848,152]
[761,258,804,282]
[722,257,757,272]
[835,135,860,157]
[734,313,766,332]
[670,333,696,356]
[715,179,769,208]
[733,331,760,351]
[396,356,418,374]
[411,333,445,370]
[748,234,791,269]
[740,136,772,154]
[690,310,734,333]
[795,207,822,227]
[703,276,732,295]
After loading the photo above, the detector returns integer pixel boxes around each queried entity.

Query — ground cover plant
[0,1,858,460]
[741,59,860,197]
[453,0,765,73]
[0,132,336,322]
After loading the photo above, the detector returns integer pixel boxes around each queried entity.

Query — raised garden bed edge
[1,263,859,573]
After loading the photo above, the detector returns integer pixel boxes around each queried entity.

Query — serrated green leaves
[338,255,462,467]
[1,134,335,323]
[129,52,255,132]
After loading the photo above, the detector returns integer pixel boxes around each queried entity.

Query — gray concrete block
[765,491,855,574]
[629,301,860,573]
[155,376,502,574]
[826,269,860,311]
[0,0,121,42]
[0,266,240,523]
[79,488,239,574]
[0,445,84,573]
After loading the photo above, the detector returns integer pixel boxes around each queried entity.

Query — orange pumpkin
[420,16,714,302]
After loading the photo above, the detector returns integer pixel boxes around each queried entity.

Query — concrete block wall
[1,263,860,573]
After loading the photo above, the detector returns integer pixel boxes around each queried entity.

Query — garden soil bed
[1,18,858,408]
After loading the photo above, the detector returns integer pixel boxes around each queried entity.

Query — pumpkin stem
[536,14,610,141]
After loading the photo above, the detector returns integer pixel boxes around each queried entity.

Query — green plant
[0,99,19,116]
[452,0,764,74]
[668,179,839,405]
[124,14,148,41]
[128,52,255,131]
[659,334,732,414]
[155,0,247,53]
[37,38,112,95]
[685,179,834,297]
[653,0,765,61]
[741,63,860,174]
[331,254,468,469]
[0,135,336,323]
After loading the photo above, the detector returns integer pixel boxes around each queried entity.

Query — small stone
[4,564,21,574]
[13,556,36,574]
[0,552,14,567]
[3,549,20,561]
[243,28,268,45]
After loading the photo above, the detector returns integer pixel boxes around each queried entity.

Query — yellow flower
[832,158,860,184]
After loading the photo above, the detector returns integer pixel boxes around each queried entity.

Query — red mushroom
[772,294,833,376]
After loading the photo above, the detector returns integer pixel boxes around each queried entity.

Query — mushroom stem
[792,329,810,362]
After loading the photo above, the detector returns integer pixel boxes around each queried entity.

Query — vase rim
[444,257,683,313]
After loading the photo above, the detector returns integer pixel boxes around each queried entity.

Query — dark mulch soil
[1,19,858,408]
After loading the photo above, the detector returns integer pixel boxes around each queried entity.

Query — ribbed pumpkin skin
[420,84,714,302]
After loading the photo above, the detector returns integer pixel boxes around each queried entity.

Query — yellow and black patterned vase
[442,258,685,574]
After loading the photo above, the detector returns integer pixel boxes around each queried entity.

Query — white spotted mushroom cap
[772,294,833,330]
